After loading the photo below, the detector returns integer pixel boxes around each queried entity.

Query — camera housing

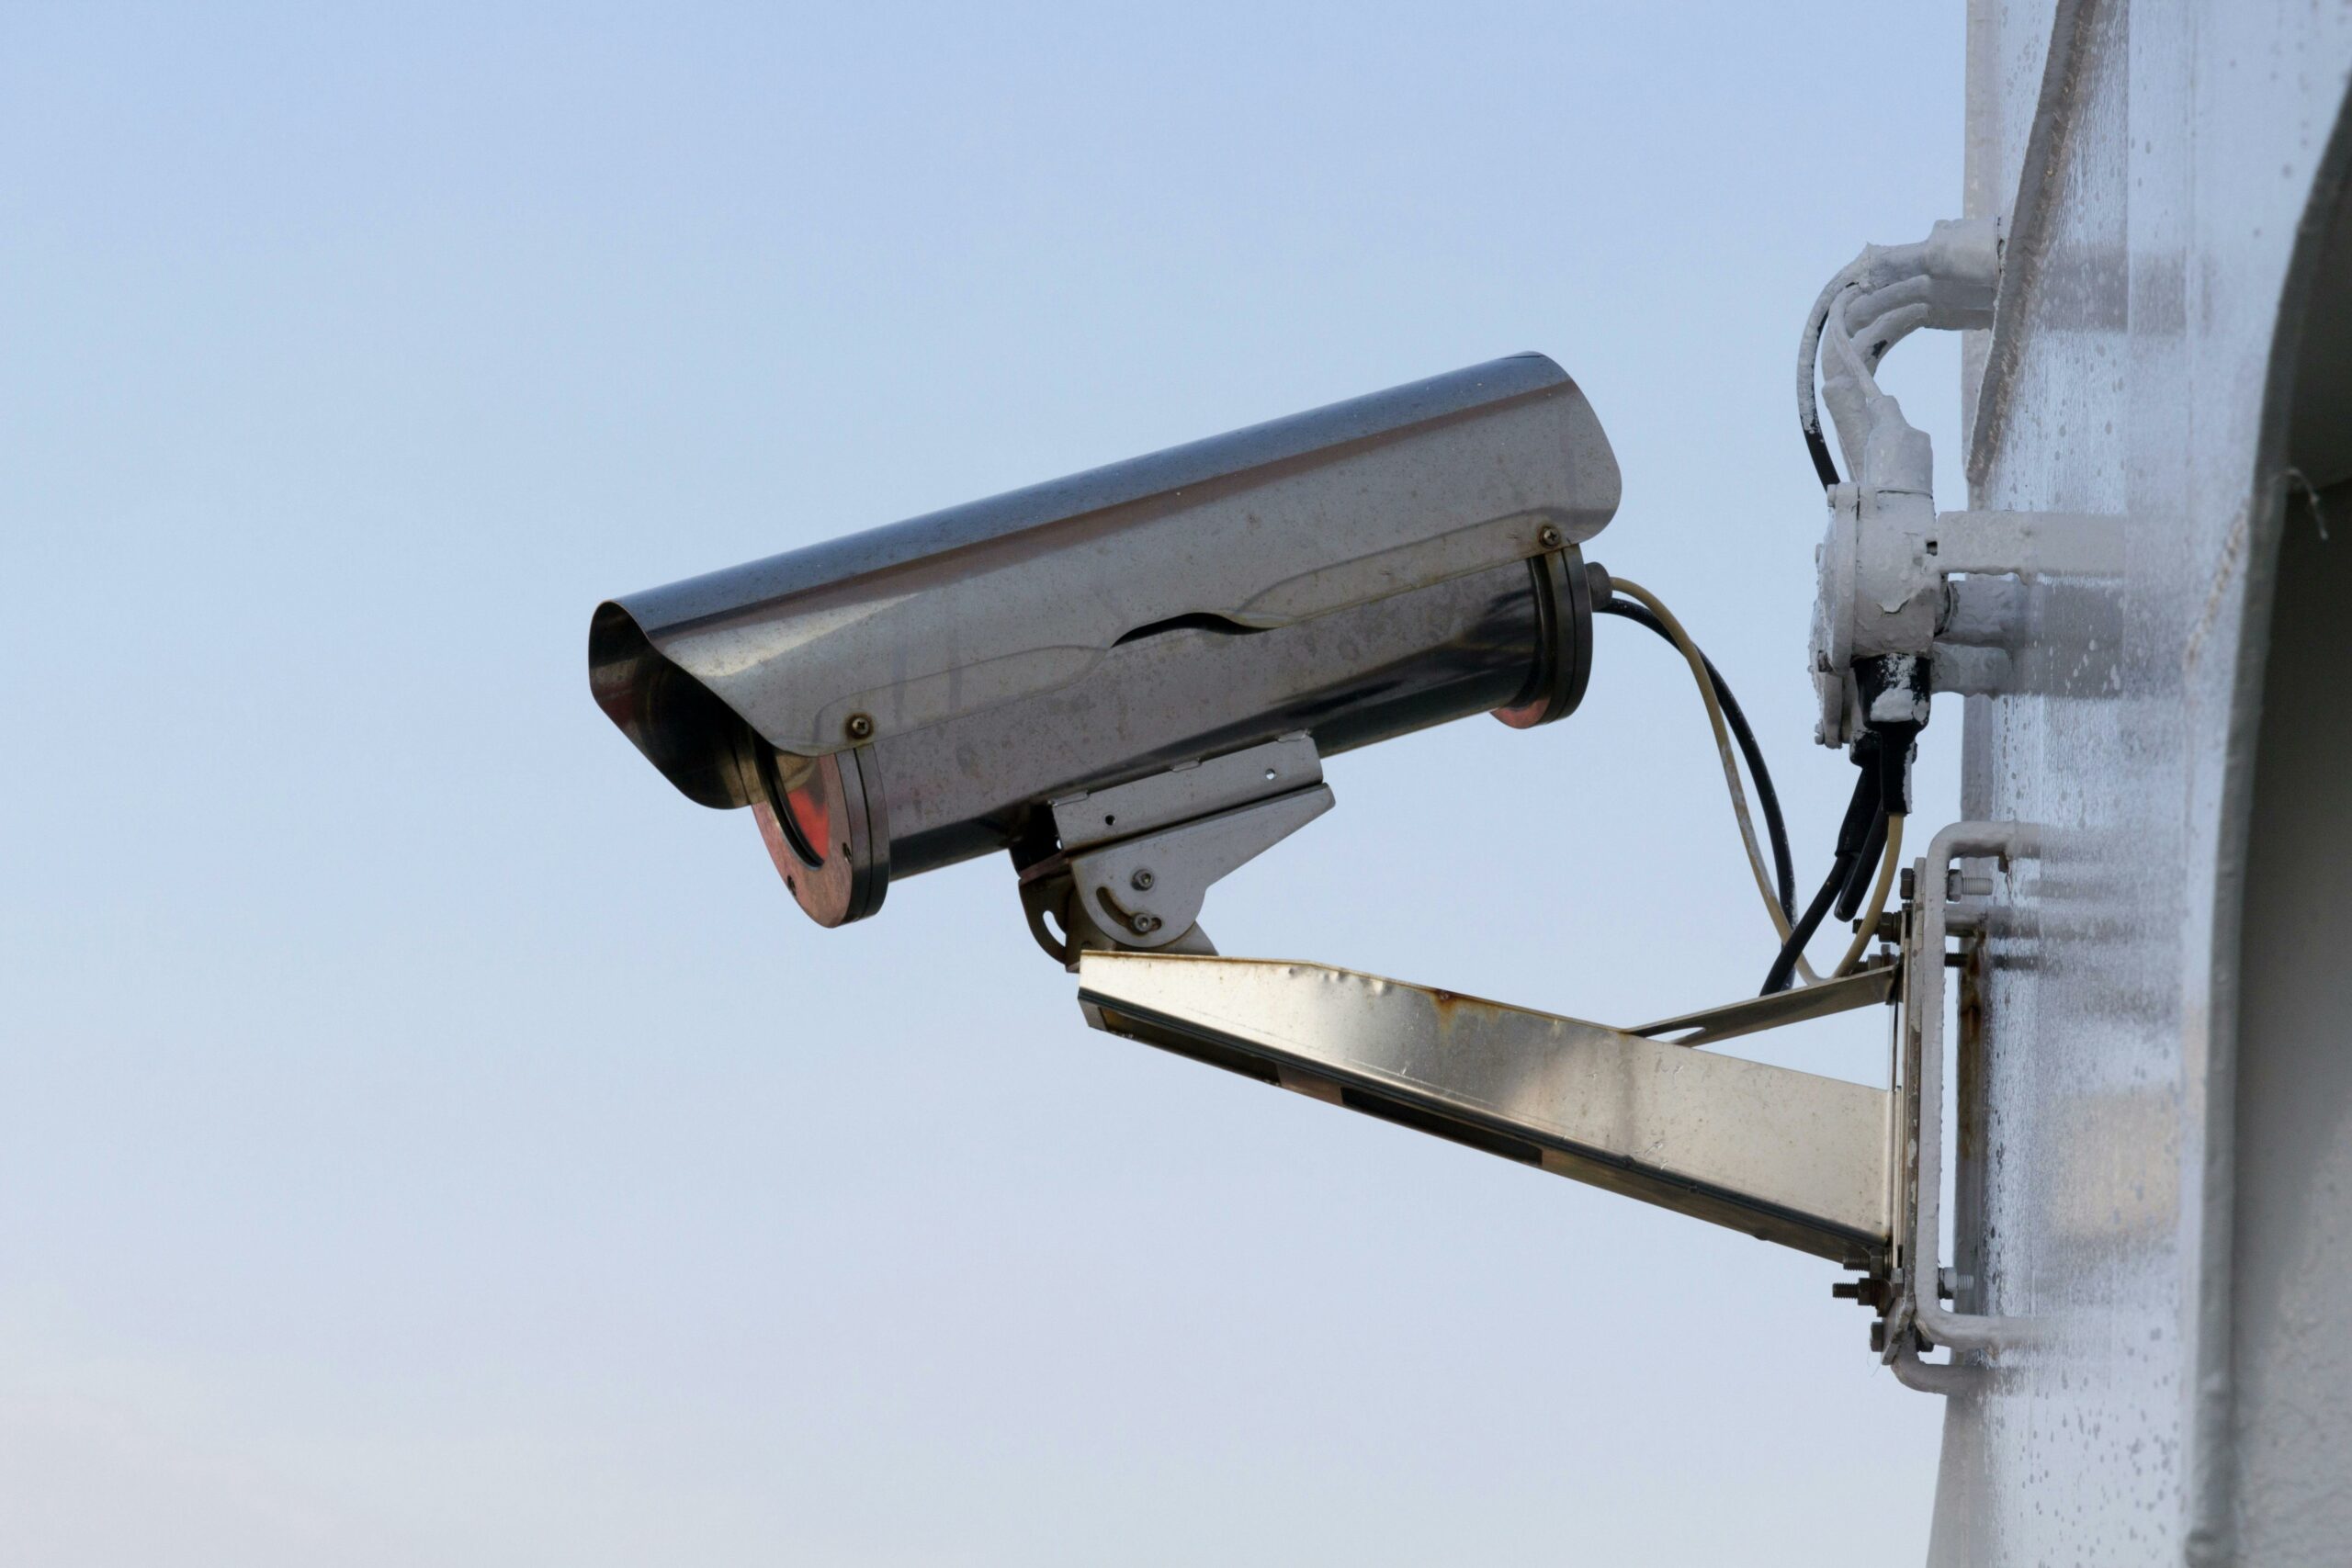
[591,353,1619,947]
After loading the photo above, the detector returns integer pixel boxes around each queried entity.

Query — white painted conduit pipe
[1795,219,2000,490]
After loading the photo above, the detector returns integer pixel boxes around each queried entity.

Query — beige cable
[1608,576,1817,986]
[1831,814,1904,977]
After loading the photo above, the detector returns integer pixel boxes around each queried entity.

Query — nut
[1130,912,1161,935]
[844,712,876,741]
[1130,868,1156,891]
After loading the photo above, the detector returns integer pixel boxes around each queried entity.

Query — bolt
[844,712,875,741]
[1130,868,1155,891]
[1130,912,1161,935]
[1537,524,1565,550]
[1833,1279,1889,1311]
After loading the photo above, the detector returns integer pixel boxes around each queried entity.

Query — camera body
[592,353,1619,942]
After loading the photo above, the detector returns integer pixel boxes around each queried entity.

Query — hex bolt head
[844,712,876,741]
[1130,868,1156,891]
[1537,524,1565,550]
[1130,912,1161,934]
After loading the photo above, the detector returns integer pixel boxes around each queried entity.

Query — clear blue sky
[1,5,1965,1562]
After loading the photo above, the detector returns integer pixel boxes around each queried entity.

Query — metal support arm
[1076,953,1894,1267]
[1065,818,2047,1394]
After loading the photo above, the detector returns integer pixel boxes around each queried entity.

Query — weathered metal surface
[874,557,1559,879]
[1075,953,1894,1266]
[1933,5,2352,1562]
[590,355,1622,931]
[590,353,1616,795]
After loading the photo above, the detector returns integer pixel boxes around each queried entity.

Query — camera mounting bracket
[1018,736,1333,966]
[1072,818,2054,1396]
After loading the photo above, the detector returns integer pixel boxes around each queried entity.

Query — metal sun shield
[589,353,1619,933]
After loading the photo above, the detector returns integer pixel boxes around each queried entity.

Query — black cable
[1761,760,1883,996]
[1802,287,1844,490]
[1596,599,1796,921]
[1804,423,1841,490]
[1765,858,1850,999]
[1834,805,1890,922]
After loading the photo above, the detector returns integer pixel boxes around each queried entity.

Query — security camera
[591,353,1619,961]
[587,338,1992,1317]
